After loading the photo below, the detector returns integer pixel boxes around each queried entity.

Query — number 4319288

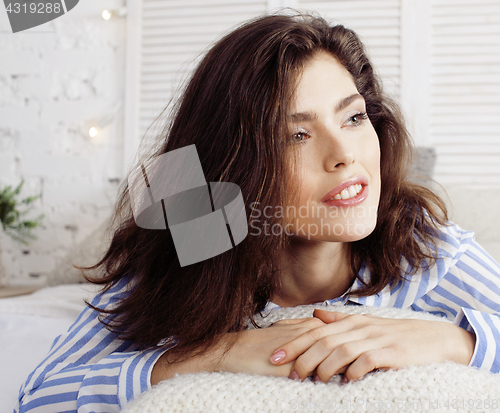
[5,3,62,14]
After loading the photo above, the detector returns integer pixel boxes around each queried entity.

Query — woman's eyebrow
[289,112,318,122]
[288,93,364,122]
[335,93,364,113]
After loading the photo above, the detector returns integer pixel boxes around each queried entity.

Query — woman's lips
[321,176,369,207]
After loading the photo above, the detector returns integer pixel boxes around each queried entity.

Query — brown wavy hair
[84,13,447,360]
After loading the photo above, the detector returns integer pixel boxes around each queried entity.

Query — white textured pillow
[123,305,500,413]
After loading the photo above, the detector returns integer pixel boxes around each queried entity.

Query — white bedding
[3,285,500,413]
[124,305,500,413]
[0,284,97,413]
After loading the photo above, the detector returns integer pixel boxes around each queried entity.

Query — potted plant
[0,181,44,286]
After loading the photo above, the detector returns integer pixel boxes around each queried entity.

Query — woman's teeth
[329,184,363,200]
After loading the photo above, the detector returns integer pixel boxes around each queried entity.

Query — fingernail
[270,350,286,364]
[313,374,321,382]
[289,371,300,381]
[341,375,348,384]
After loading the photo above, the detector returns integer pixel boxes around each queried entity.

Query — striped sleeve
[77,347,168,412]
[415,224,500,373]
[15,277,171,413]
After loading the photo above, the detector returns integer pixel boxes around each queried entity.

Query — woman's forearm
[151,343,226,385]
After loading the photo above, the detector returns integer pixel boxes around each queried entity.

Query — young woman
[16,13,500,413]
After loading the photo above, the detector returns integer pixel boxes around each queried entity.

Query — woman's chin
[341,219,378,242]
[287,218,378,243]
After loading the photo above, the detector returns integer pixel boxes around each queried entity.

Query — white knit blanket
[122,305,500,413]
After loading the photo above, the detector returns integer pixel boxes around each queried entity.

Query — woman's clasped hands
[268,309,476,383]
[154,309,474,385]
[220,317,327,377]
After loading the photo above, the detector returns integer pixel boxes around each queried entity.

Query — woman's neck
[272,239,354,307]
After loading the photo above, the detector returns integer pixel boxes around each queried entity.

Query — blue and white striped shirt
[14,278,168,413]
[15,223,500,412]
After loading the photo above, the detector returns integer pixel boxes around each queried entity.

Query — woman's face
[285,51,381,242]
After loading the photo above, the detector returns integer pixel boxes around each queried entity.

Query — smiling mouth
[326,184,363,201]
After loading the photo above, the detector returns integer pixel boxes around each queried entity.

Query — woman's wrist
[150,338,230,386]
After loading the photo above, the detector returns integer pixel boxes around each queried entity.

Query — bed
[0,283,97,413]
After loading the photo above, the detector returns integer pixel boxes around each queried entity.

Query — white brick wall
[0,1,498,287]
[0,0,125,286]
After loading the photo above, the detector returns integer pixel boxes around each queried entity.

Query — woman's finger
[272,318,314,326]
[291,330,366,380]
[270,314,375,365]
[272,317,327,329]
[322,338,384,382]
[312,309,351,323]
[313,309,382,323]
[343,347,397,382]
[304,337,381,382]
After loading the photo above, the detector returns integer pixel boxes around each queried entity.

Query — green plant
[0,180,44,244]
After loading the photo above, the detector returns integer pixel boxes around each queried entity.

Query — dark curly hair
[83,13,447,361]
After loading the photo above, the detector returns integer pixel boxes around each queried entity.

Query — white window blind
[137,0,268,152]
[125,0,500,186]
[429,0,500,185]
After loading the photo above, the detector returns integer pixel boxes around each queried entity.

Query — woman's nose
[322,130,355,172]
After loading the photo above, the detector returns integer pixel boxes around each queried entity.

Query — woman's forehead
[290,52,359,112]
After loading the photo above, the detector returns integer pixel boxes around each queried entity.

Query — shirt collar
[337,262,371,304]
[263,261,392,310]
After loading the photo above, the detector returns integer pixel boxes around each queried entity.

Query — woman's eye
[345,112,368,127]
[291,131,309,144]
